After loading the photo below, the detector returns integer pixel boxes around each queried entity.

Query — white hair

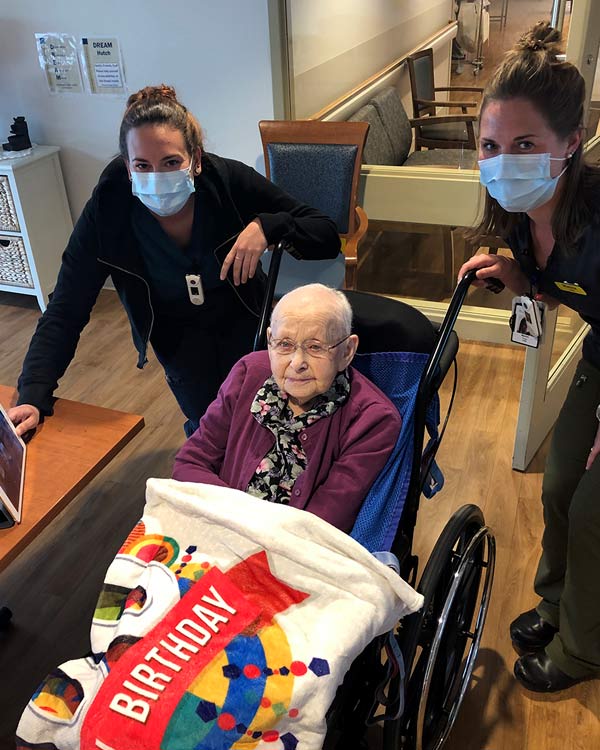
[271,283,353,338]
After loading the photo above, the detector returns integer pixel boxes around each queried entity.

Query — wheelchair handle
[420,269,478,394]
[253,240,288,352]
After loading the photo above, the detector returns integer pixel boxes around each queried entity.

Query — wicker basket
[0,235,34,288]
[0,176,20,233]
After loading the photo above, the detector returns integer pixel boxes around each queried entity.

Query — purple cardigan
[173,351,401,532]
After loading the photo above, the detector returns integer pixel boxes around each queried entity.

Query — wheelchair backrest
[344,292,440,552]
[344,290,437,355]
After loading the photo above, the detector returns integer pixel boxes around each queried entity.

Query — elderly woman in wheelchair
[15,284,413,750]
[16,278,495,750]
[173,283,402,533]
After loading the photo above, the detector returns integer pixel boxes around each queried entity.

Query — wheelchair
[257,247,496,750]
[15,251,494,750]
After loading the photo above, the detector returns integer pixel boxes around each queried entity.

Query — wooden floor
[0,288,598,749]
[451,0,564,89]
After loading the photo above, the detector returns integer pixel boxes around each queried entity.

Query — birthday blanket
[16,478,423,750]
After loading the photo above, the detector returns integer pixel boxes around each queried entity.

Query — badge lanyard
[505,248,545,347]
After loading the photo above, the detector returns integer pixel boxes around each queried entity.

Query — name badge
[554,281,587,295]
[510,295,545,349]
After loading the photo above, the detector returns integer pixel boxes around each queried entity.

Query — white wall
[288,0,454,116]
[0,1,275,222]
[290,0,451,75]
[593,57,600,101]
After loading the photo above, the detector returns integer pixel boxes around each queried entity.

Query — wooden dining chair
[407,47,482,151]
[258,119,369,291]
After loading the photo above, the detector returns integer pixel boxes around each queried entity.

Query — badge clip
[185,274,204,306]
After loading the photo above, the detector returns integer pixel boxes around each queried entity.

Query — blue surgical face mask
[131,164,195,216]
[478,152,570,213]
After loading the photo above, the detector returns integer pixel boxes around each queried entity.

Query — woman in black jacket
[8,85,340,437]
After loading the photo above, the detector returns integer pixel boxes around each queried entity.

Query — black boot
[514,651,589,692]
[509,608,558,652]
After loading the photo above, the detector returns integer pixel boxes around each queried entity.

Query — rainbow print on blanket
[16,478,423,750]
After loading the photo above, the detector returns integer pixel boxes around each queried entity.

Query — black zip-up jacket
[17,154,341,415]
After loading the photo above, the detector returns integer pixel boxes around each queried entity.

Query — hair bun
[515,21,561,56]
[126,84,178,109]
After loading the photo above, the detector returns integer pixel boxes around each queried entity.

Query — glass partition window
[357,222,512,311]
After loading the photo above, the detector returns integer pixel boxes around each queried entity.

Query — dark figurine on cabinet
[2,117,32,152]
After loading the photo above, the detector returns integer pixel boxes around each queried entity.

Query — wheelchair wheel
[384,504,495,750]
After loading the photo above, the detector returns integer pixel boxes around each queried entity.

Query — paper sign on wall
[81,37,126,95]
[35,33,84,94]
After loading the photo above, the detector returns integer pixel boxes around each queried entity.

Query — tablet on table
[0,402,26,527]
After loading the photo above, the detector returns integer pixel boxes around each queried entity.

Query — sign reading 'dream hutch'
[81,36,126,95]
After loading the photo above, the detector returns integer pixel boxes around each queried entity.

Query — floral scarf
[247,371,350,504]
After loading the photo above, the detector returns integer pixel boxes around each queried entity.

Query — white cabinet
[0,146,73,311]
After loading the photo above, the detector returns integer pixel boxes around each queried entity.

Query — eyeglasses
[268,335,351,359]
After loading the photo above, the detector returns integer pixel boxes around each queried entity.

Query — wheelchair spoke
[416,525,495,750]
[386,506,495,750]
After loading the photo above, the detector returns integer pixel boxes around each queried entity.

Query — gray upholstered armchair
[348,86,478,169]
[258,120,369,290]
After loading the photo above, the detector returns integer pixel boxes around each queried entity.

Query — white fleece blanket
[17,478,423,750]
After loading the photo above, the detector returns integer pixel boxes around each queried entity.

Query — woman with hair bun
[8,85,340,437]
[460,22,600,692]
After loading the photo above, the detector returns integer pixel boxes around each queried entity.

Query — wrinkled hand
[586,421,600,471]
[457,253,530,295]
[220,219,269,286]
[7,404,40,437]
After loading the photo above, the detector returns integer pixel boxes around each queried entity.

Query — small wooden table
[0,385,144,572]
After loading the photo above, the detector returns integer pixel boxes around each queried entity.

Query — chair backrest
[370,88,413,165]
[259,120,368,294]
[259,120,368,237]
[407,48,436,118]
[347,88,413,166]
[348,103,396,165]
